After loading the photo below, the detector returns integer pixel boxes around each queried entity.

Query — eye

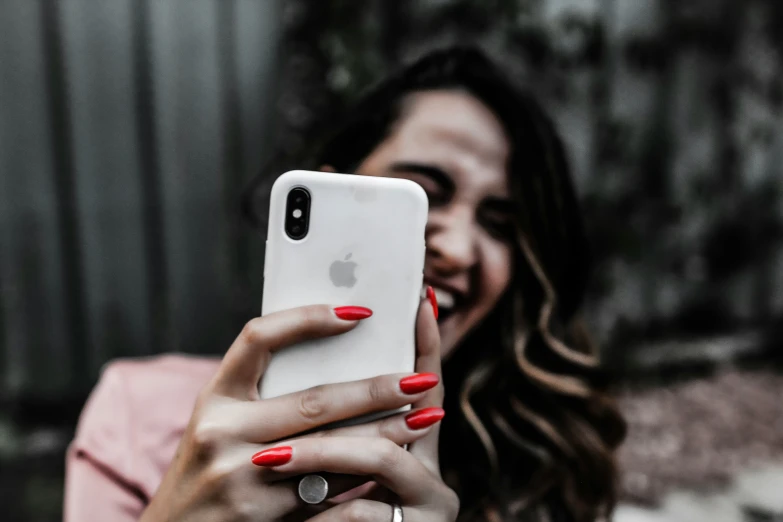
[418,184,449,207]
[478,203,516,241]
[393,171,451,207]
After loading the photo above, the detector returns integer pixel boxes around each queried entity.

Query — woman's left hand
[260,297,460,521]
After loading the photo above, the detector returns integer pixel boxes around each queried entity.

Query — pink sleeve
[64,364,146,522]
[64,447,145,522]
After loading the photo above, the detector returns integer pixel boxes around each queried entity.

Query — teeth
[422,285,455,310]
[433,288,455,309]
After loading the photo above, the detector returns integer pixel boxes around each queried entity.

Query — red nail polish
[399,373,439,394]
[334,306,373,320]
[251,446,293,467]
[426,286,438,320]
[405,407,445,430]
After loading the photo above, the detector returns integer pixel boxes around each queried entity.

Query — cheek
[479,242,513,305]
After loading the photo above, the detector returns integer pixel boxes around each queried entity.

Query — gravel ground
[615,367,783,521]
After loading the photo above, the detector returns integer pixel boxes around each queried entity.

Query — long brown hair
[244,46,626,522]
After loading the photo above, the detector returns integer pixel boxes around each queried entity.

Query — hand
[254,297,460,522]
[140,303,445,522]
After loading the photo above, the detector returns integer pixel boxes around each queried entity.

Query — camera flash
[292,209,302,218]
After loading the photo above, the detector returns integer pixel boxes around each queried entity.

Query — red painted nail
[334,306,373,321]
[405,407,445,430]
[399,373,439,394]
[426,286,438,320]
[251,446,293,467]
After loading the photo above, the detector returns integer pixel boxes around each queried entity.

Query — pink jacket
[64,355,220,522]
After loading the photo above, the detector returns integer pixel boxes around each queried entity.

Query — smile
[422,283,460,322]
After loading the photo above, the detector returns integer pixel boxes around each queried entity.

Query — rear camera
[285,187,310,240]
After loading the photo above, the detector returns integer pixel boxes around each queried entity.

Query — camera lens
[285,187,310,240]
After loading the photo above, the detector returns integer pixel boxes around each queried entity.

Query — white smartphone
[258,170,428,423]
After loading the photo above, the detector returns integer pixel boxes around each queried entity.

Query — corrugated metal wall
[0,0,282,398]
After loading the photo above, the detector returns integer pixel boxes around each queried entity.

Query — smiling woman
[66,46,625,522]
[247,46,627,520]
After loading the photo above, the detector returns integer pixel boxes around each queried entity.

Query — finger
[210,305,365,399]
[259,406,445,484]
[320,405,445,444]
[412,293,443,400]
[305,499,393,521]
[227,372,440,441]
[252,437,435,504]
[409,294,445,472]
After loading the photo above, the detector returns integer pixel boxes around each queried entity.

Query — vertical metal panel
[0,0,282,400]
[148,0,233,354]
[131,0,170,356]
[59,0,151,377]
[39,0,90,395]
[0,0,71,395]
[236,0,282,177]
[233,0,283,322]
[217,0,250,335]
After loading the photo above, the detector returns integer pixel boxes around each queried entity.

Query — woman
[65,47,625,522]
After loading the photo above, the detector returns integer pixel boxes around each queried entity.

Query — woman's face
[355,90,514,357]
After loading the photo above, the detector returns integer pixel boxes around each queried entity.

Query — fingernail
[334,306,373,320]
[399,372,439,394]
[426,286,438,320]
[251,446,293,467]
[405,407,445,430]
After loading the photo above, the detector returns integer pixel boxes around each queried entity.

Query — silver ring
[391,503,404,522]
[298,474,329,505]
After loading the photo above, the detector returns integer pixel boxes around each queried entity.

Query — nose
[426,204,477,275]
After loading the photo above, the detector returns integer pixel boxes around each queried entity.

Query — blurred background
[1,0,782,520]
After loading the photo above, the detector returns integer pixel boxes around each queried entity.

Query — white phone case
[259,170,428,414]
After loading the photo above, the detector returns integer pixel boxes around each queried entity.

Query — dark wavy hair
[244,46,626,522]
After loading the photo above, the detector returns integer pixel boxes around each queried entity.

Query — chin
[438,307,495,360]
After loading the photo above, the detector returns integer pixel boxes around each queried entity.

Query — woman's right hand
[140,304,443,522]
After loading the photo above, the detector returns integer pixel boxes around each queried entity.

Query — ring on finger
[298,474,329,505]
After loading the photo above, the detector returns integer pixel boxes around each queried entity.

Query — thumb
[408,289,444,474]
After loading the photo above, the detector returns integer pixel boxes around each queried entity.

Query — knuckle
[298,305,318,325]
[199,460,234,493]
[241,318,268,347]
[376,439,403,470]
[375,417,394,441]
[191,421,224,459]
[307,440,326,468]
[297,385,328,423]
[226,497,258,522]
[343,499,375,522]
[376,415,406,445]
[366,376,385,404]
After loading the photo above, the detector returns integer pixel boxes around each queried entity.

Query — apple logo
[329,253,358,288]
